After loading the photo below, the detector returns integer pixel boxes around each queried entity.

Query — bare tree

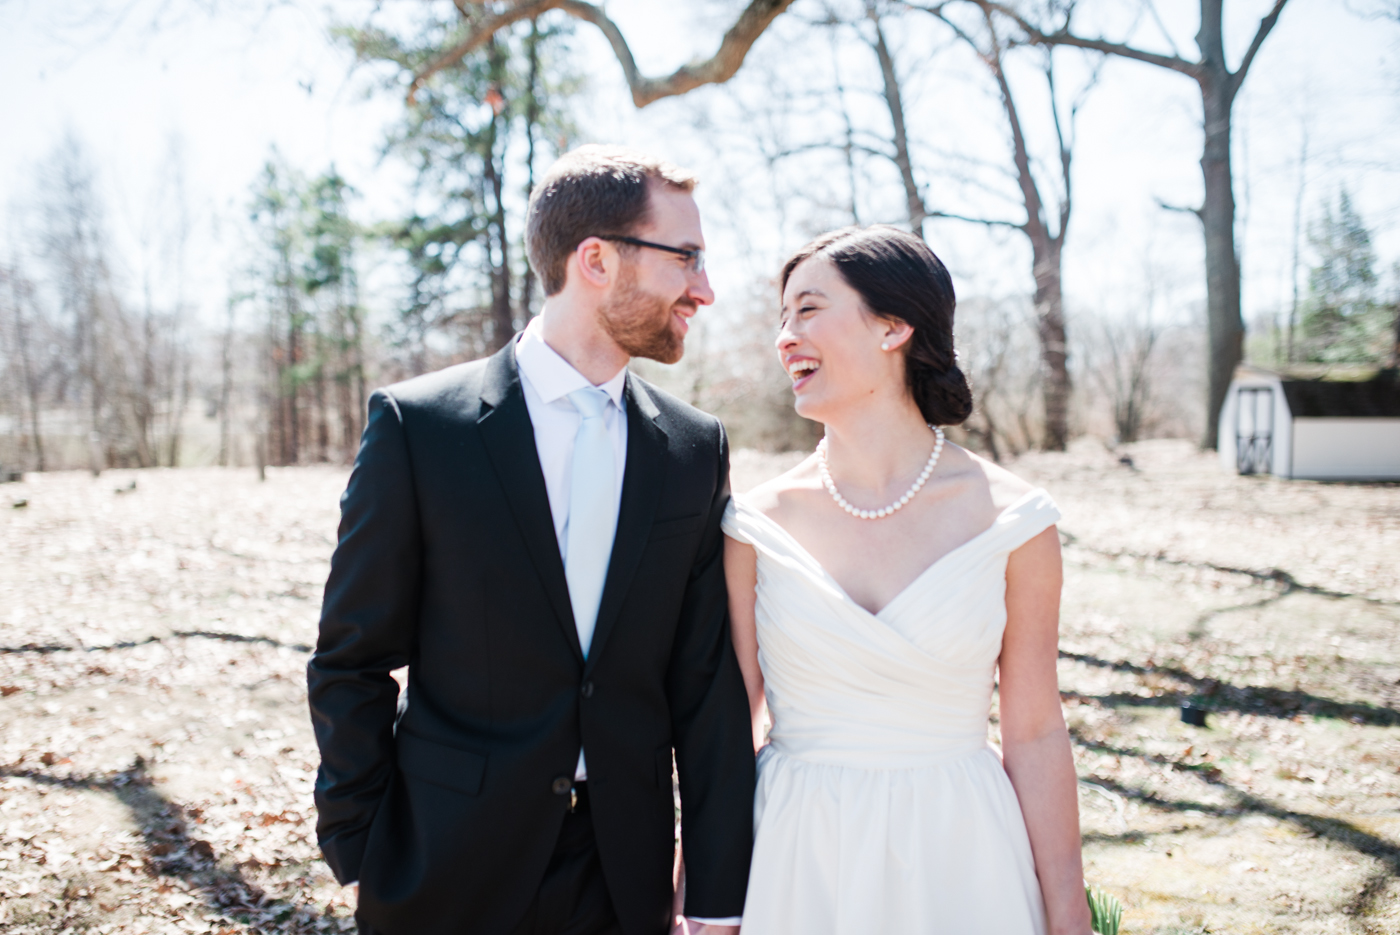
[827,2,1096,450]
[1,262,50,471]
[27,134,196,471]
[954,295,1043,459]
[1286,120,1309,362]
[917,2,1101,449]
[981,0,1290,450]
[1086,310,1160,444]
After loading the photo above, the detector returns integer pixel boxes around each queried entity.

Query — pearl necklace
[817,425,945,520]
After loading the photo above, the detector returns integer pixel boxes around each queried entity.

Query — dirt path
[2,442,1397,933]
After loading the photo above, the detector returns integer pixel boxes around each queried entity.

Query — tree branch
[1142,0,1185,61]
[867,3,927,232]
[1156,197,1204,221]
[1229,0,1289,99]
[1045,51,1072,243]
[410,0,798,108]
[972,0,1202,79]
[407,0,560,104]
[926,209,1026,231]
[406,0,557,104]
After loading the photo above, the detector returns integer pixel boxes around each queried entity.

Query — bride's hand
[670,852,686,934]
[672,923,739,935]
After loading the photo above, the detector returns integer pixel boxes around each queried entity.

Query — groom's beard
[598,267,693,365]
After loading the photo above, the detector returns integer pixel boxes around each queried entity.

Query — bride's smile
[776,254,912,426]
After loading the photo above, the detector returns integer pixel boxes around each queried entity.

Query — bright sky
[1,0,1396,337]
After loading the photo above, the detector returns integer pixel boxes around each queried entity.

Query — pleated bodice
[721,487,1061,935]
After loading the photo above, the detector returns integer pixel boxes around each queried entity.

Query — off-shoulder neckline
[729,488,1053,618]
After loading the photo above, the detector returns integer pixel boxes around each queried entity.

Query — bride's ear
[879,320,914,352]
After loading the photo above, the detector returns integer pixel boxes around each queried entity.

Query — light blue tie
[565,387,617,659]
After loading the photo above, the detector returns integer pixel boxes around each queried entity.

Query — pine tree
[340,11,580,374]
[1301,188,1388,363]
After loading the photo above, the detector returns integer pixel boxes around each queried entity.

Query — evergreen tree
[302,170,367,459]
[248,156,305,465]
[340,10,580,373]
[1301,188,1389,363]
[248,159,370,464]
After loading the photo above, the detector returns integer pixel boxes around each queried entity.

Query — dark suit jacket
[307,340,755,935]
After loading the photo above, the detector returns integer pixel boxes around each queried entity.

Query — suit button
[580,681,595,698]
[552,777,572,796]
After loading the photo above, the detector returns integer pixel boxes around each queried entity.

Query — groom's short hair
[526,145,697,296]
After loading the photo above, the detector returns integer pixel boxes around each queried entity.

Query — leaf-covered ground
[1,440,1397,933]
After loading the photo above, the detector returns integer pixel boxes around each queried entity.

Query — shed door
[1235,387,1274,475]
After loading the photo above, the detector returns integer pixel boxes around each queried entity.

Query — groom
[307,146,753,935]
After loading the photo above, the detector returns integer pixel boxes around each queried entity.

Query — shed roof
[1281,369,1400,418]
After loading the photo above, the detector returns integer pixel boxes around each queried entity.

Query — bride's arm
[723,535,768,753]
[998,527,1092,935]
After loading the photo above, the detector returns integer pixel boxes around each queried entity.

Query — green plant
[1087,884,1124,935]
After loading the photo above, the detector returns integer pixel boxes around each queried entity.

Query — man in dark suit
[308,146,755,935]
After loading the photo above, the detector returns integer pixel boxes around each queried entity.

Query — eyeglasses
[598,235,705,273]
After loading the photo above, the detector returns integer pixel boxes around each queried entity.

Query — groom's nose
[686,268,715,306]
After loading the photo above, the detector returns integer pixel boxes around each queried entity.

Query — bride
[721,226,1090,934]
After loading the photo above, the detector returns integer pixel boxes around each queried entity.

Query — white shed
[1218,365,1400,480]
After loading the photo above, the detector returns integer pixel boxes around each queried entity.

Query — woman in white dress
[722,226,1090,934]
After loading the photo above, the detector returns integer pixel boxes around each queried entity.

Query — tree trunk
[314,345,329,463]
[982,12,1073,452]
[334,288,355,460]
[486,40,514,352]
[1197,5,1244,451]
[486,148,513,350]
[136,294,157,468]
[520,18,541,324]
[1389,300,1400,368]
[1032,237,1070,450]
[218,298,234,467]
[87,291,105,476]
[11,278,46,471]
[869,12,925,237]
[166,354,189,467]
[285,286,300,465]
[349,298,366,448]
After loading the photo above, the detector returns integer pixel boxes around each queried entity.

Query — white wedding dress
[721,488,1060,934]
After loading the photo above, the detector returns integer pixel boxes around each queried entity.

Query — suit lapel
[476,341,584,664]
[584,374,668,675]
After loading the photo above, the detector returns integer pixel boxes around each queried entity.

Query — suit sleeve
[307,390,421,884]
[667,419,756,919]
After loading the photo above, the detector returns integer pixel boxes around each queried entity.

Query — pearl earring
[881,342,890,351]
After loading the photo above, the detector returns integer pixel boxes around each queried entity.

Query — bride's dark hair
[779,225,973,426]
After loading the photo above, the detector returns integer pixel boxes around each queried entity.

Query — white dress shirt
[516,321,627,787]
[516,323,740,929]
[516,320,630,564]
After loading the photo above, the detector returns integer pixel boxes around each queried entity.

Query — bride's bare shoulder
[740,453,823,519]
[939,442,1040,512]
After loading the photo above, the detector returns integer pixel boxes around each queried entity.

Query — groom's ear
[572,237,615,290]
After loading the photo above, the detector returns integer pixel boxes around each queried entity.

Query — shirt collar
[516,319,627,408]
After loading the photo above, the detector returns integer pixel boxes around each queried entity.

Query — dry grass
[2,440,1397,933]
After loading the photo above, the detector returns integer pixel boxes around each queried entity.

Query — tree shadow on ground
[1187,589,1290,639]
[1069,729,1400,920]
[1059,530,1400,608]
[1059,650,1400,726]
[0,759,340,932]
[0,631,312,656]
